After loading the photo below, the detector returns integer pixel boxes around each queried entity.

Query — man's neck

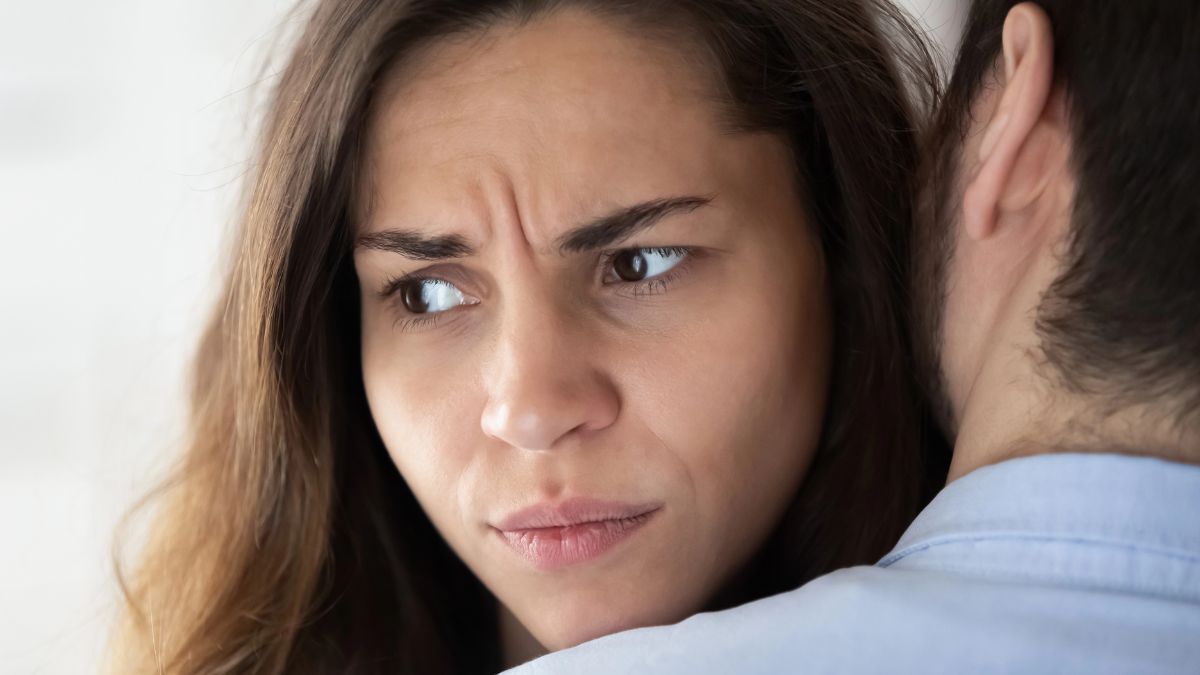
[943,229,1199,482]
[948,344,1200,482]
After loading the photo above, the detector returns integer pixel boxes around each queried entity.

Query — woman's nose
[479,309,620,452]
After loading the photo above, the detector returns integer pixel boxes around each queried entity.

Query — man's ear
[962,2,1055,241]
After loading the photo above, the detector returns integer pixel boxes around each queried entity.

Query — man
[509,1,1200,672]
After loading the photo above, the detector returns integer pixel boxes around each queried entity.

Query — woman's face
[354,9,832,650]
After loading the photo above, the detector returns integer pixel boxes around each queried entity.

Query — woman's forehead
[370,8,717,129]
[357,10,771,244]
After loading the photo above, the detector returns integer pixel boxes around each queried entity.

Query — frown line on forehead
[354,194,713,260]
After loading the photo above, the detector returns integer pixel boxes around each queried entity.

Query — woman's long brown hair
[108,1,946,672]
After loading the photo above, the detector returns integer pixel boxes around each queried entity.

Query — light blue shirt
[508,453,1200,674]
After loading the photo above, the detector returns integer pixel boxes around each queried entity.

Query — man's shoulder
[508,564,1200,674]
[506,566,935,673]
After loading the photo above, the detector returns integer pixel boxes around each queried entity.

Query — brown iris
[402,282,431,314]
[612,250,649,281]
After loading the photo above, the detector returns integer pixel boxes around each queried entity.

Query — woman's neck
[499,603,548,668]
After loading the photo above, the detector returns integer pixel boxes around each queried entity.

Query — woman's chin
[516,590,693,652]
[533,616,647,652]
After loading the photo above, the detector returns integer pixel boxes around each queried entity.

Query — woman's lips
[492,498,663,570]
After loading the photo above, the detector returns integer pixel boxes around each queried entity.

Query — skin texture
[936,2,1071,480]
[353,9,832,654]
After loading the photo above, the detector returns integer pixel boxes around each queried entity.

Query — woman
[110,0,944,672]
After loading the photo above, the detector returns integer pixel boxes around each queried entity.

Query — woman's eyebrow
[555,194,713,253]
[354,230,473,260]
[354,194,712,260]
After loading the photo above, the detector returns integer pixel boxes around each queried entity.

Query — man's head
[916,1,1200,477]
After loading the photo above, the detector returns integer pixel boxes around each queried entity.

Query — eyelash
[390,309,444,333]
[599,246,692,297]
[380,246,696,333]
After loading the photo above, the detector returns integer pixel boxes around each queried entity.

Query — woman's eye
[384,246,692,330]
[608,247,690,283]
[399,278,473,315]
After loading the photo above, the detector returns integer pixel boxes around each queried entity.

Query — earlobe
[962,2,1055,241]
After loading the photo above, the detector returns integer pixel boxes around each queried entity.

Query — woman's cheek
[362,344,461,485]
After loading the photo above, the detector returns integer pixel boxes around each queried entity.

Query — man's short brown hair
[919,1,1200,425]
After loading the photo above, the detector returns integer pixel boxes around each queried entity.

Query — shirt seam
[880,531,1200,568]
[880,557,1200,605]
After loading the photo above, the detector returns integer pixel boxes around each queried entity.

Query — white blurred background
[0,1,962,672]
